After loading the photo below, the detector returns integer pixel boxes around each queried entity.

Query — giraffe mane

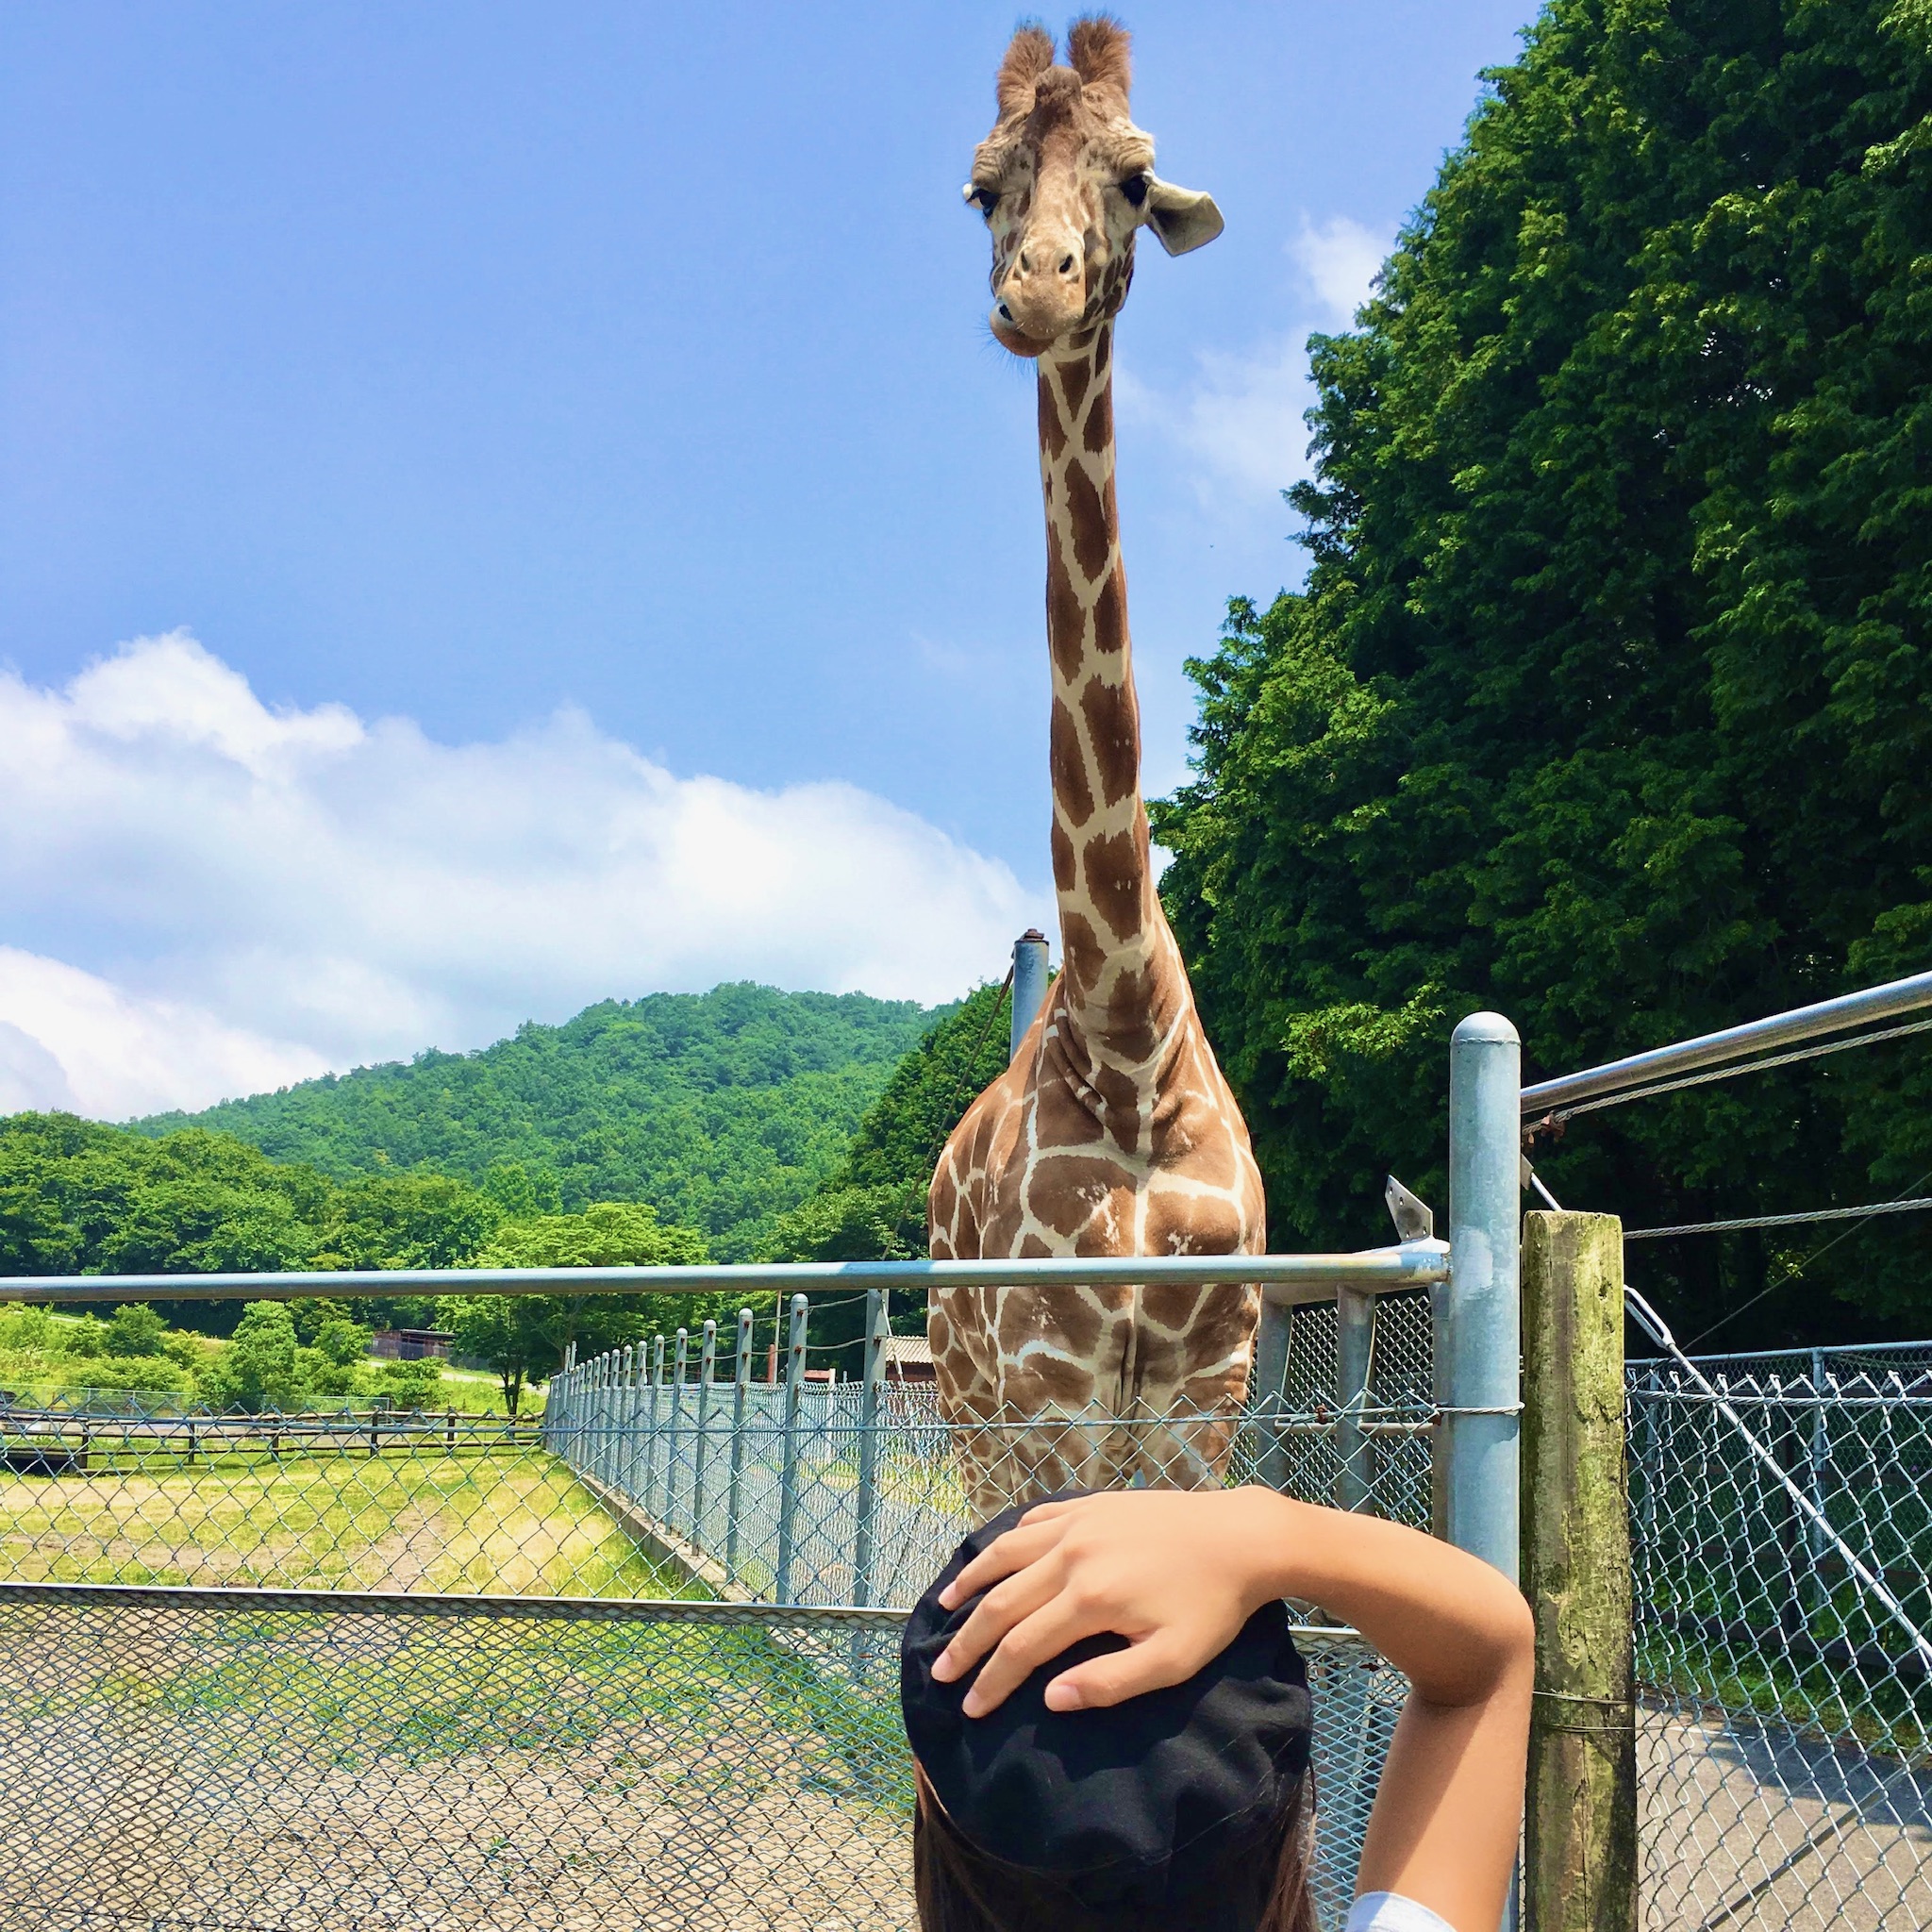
[1065,14,1132,99]
[995,23,1058,119]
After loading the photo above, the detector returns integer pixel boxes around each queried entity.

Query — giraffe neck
[1037,321,1191,1077]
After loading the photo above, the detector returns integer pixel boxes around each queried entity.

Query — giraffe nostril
[997,302,1016,324]
[1058,253,1076,276]
[1018,249,1032,275]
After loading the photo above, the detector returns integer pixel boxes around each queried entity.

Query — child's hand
[929,1488,1289,1717]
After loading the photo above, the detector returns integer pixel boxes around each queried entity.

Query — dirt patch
[0,1595,913,1932]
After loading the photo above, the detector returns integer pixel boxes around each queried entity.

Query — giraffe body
[929,21,1266,1518]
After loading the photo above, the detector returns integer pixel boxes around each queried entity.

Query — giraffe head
[966,17,1223,358]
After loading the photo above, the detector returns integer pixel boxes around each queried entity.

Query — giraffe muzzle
[994,234,1089,346]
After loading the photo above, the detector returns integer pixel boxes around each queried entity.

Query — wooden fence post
[1522,1211,1637,1932]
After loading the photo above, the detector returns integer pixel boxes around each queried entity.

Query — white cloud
[1117,213,1394,504]
[1118,340,1316,499]
[0,633,1039,1119]
[1289,214,1392,327]
[0,950,325,1120]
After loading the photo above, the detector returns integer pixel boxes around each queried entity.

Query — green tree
[106,1304,168,1358]
[313,1317,370,1368]
[373,1357,442,1409]
[201,1303,308,1412]
[63,1316,108,1357]
[1153,0,1932,1348]
[318,1173,503,1271]
[450,1201,713,1414]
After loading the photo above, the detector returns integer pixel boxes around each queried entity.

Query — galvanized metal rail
[1521,965,1932,1114]
[0,1242,1449,1306]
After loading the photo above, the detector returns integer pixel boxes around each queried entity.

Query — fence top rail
[1519,966,1932,1113]
[0,1578,1378,1653]
[0,1241,1448,1307]
[1629,1338,1932,1368]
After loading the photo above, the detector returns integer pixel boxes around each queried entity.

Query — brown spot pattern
[1082,825,1144,941]
[1091,565,1126,657]
[1045,542,1084,683]
[1065,460,1111,583]
[1049,698,1093,827]
[1083,384,1112,455]
[1078,674,1138,808]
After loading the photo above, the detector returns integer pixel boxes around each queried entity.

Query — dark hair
[912,1761,1319,1932]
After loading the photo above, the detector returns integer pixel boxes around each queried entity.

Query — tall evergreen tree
[1153,0,1932,1346]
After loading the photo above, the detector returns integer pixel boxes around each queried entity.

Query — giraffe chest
[970,1058,1264,1263]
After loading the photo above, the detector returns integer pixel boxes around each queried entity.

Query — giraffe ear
[1143,176,1224,256]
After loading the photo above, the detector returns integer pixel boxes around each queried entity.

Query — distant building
[369,1329,454,1361]
[883,1335,936,1386]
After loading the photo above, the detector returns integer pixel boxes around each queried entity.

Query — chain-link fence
[1629,1346,1932,1930]
[541,1289,1439,1611]
[0,1278,1434,1931]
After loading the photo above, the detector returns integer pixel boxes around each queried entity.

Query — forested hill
[134,984,941,1260]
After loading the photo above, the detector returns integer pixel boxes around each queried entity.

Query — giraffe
[927,17,1267,1517]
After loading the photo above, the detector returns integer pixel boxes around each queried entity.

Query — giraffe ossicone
[927,16,1268,1519]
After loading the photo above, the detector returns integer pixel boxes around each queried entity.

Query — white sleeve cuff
[1344,1893,1457,1932]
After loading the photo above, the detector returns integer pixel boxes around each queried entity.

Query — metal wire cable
[1624,1195,1932,1241]
[1681,1158,1932,1348]
[1531,1011,1932,1128]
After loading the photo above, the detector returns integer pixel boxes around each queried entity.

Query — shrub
[201,1304,307,1412]
[313,1316,370,1367]
[57,1354,191,1396]
[60,1316,108,1357]
[106,1304,168,1358]
[374,1357,442,1409]
[0,1307,54,1353]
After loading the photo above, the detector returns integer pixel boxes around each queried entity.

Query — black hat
[900,1491,1313,1927]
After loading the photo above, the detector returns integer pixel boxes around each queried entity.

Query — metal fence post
[1522,1212,1635,1932]
[726,1307,753,1582]
[1334,1287,1374,1512]
[1444,1010,1522,1932]
[775,1293,808,1607]
[1252,1297,1291,1491]
[621,1345,639,1492]
[1807,1345,1829,1615]
[694,1319,717,1556]
[1441,1009,1522,1574]
[643,1338,661,1511]
[853,1291,887,1606]
[1010,928,1050,1062]
[671,1327,690,1534]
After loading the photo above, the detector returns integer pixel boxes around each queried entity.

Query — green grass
[0,1445,682,1597]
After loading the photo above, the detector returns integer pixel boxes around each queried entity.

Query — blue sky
[0,2,1537,1116]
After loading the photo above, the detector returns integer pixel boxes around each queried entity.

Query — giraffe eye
[965,184,1001,218]
[1119,174,1149,208]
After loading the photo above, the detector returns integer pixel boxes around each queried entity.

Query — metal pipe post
[775,1293,808,1606]
[726,1308,753,1581]
[1010,928,1051,1063]
[1251,1299,1291,1491]
[1333,1288,1374,1512]
[1443,1010,1523,1932]
[1441,1010,1523,1574]
[1807,1346,1828,1617]
[853,1290,887,1609]
[671,1328,690,1531]
[693,1319,717,1556]
[644,1339,662,1511]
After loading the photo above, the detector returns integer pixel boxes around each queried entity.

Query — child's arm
[932,1487,1532,1932]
